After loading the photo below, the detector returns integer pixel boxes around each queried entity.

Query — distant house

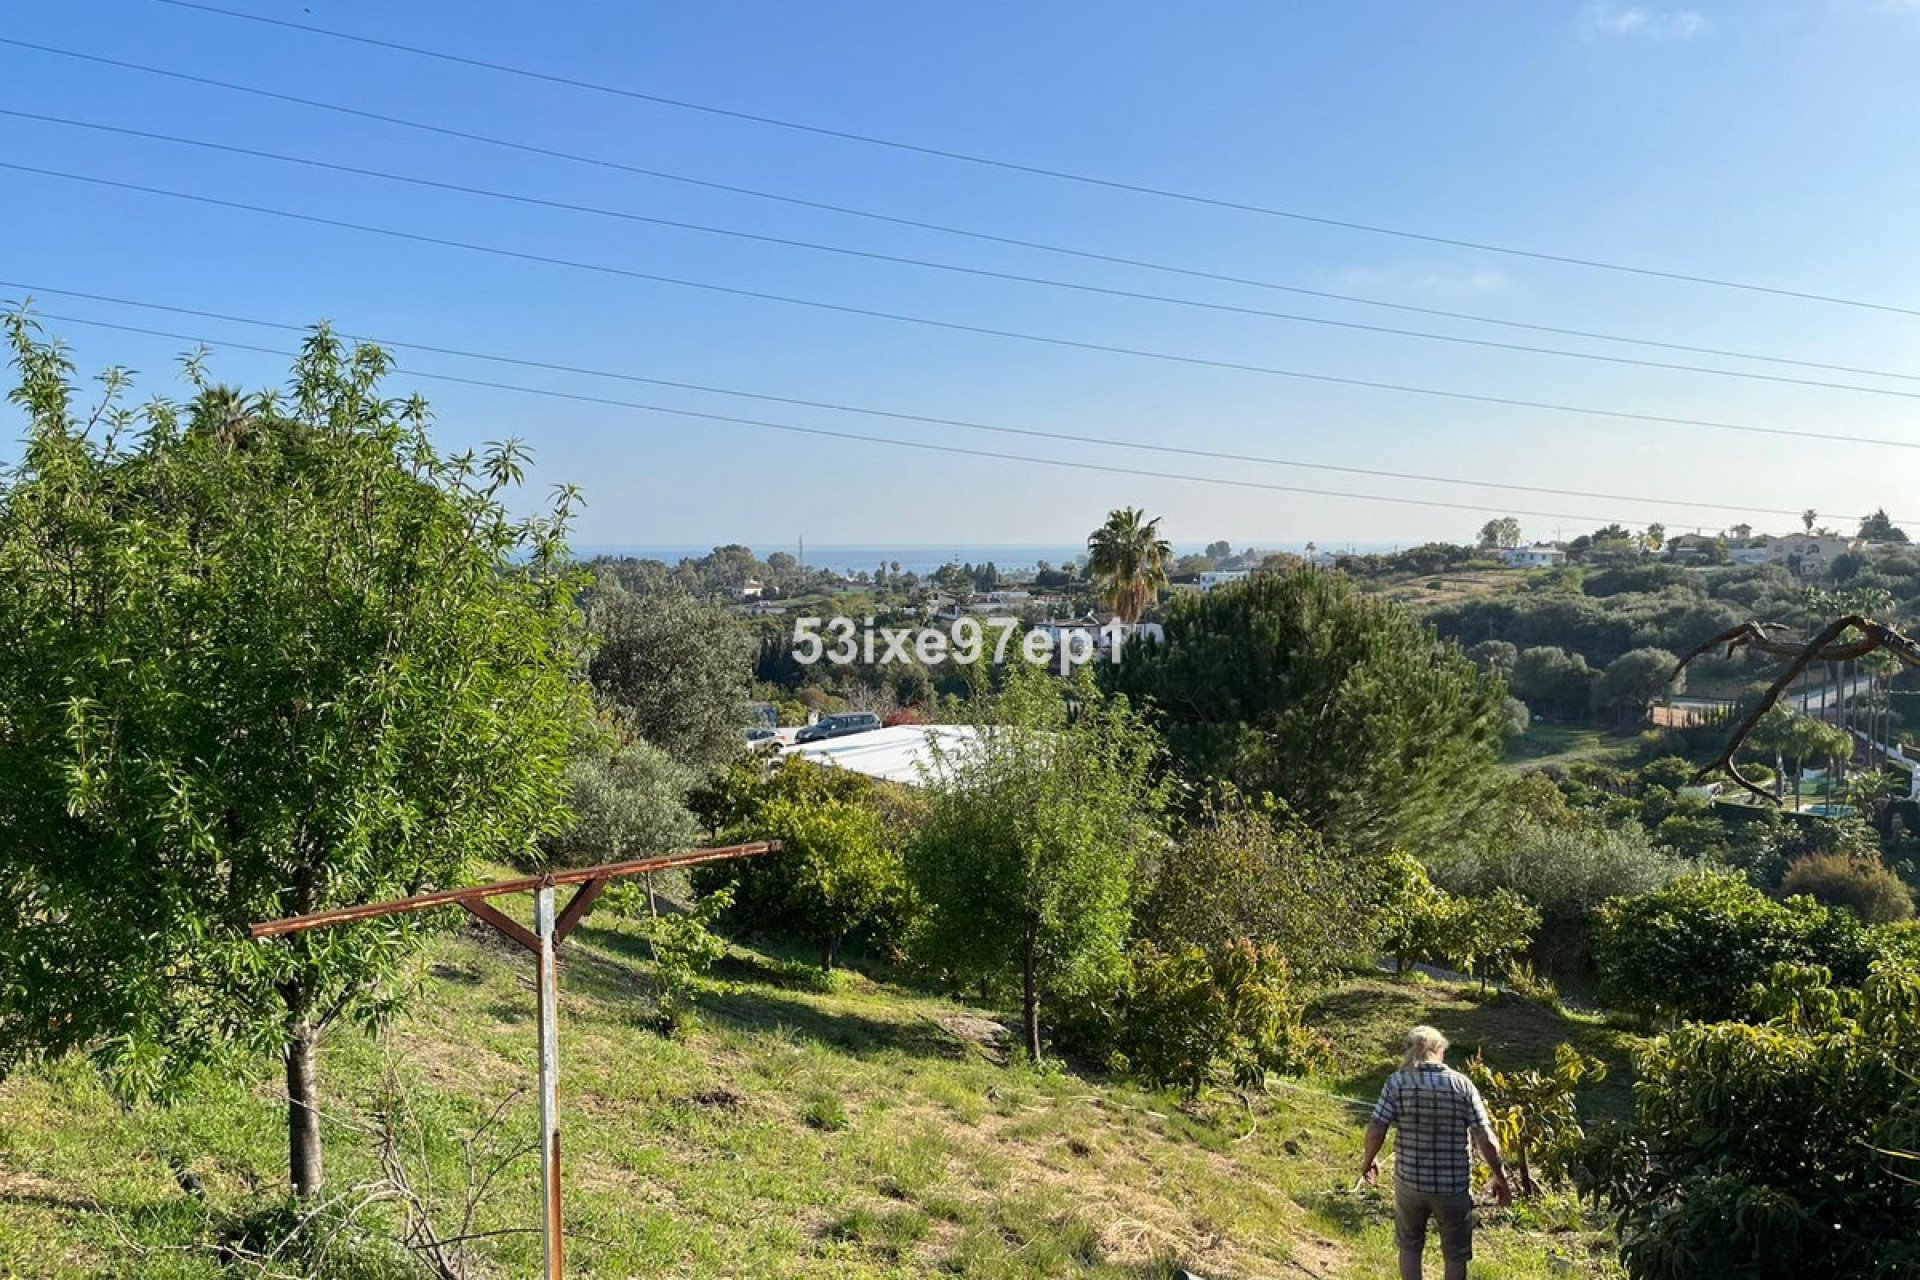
[728,578,765,601]
[1196,570,1252,592]
[1501,545,1566,569]
[1766,533,1858,578]
[738,600,787,617]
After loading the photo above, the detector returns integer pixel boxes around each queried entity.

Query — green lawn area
[1503,723,1640,770]
[0,909,1624,1279]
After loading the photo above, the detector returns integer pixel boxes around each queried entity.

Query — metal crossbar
[247,839,779,1280]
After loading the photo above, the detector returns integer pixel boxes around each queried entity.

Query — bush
[622,886,733,1030]
[1380,856,1540,985]
[1137,794,1377,982]
[1092,939,1326,1095]
[543,735,699,868]
[1780,851,1915,924]
[1593,873,1884,1023]
[1466,1044,1606,1197]
[1593,964,1920,1279]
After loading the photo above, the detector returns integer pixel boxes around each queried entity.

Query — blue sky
[4,0,1920,552]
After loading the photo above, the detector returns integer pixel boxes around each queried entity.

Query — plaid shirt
[1371,1063,1494,1195]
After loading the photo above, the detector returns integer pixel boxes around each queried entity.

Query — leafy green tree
[1465,638,1518,680]
[1743,706,1852,805]
[1466,1044,1607,1197]
[1857,507,1909,543]
[1594,873,1888,1023]
[1478,516,1523,549]
[1111,939,1325,1094]
[909,666,1164,1062]
[1592,647,1684,725]
[1137,794,1378,982]
[1595,963,1920,1279]
[587,583,753,778]
[0,320,588,1197]
[1110,568,1508,861]
[1086,506,1172,624]
[699,756,911,969]
[1509,646,1596,720]
[545,731,700,870]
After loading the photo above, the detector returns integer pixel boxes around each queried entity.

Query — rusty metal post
[533,883,564,1280]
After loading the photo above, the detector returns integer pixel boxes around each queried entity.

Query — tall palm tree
[1086,507,1172,625]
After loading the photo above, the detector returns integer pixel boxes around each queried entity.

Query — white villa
[1501,545,1566,569]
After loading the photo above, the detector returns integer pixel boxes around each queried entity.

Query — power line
[149,0,1920,320]
[7,108,1915,403]
[7,278,1881,522]
[8,159,1919,456]
[9,39,1917,386]
[14,308,1808,530]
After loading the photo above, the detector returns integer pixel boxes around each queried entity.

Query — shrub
[1466,1044,1606,1197]
[619,886,733,1030]
[1380,856,1540,986]
[1102,939,1326,1094]
[1593,872,1884,1023]
[1593,964,1920,1279]
[1138,794,1377,982]
[1780,851,1915,924]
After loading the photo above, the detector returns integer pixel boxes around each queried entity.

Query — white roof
[779,724,982,786]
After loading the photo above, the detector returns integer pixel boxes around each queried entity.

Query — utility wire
[5,278,1877,521]
[7,159,1918,456]
[149,0,1920,320]
[17,308,1808,530]
[8,38,1917,386]
[6,107,1914,402]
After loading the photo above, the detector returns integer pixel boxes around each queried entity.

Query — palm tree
[1086,507,1172,625]
[1803,509,1818,534]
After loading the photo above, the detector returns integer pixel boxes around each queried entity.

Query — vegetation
[1112,568,1509,861]
[909,668,1164,1062]
[0,323,588,1199]
[1085,506,1172,625]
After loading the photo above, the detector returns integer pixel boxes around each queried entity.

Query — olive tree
[0,318,589,1198]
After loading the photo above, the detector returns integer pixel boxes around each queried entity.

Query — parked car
[744,726,778,745]
[793,712,882,744]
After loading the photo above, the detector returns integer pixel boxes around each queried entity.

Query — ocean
[575,542,1393,577]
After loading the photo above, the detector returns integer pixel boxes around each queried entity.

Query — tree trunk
[285,1015,324,1199]
[1021,924,1042,1064]
[822,934,839,972]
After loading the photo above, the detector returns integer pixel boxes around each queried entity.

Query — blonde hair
[1402,1025,1449,1070]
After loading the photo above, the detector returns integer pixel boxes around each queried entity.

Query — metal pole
[534,884,564,1280]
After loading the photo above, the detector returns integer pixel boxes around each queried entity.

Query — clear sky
[4,1,1919,552]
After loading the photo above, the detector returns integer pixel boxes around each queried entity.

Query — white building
[1197,570,1253,591]
[1766,533,1858,577]
[1501,545,1566,569]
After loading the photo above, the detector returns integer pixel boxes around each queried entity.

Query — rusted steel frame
[462,898,542,954]
[553,879,607,945]
[248,842,776,938]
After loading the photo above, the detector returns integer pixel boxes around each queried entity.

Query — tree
[587,584,753,778]
[1110,569,1509,862]
[0,320,589,1198]
[1087,506,1172,624]
[909,666,1164,1062]
[1592,647,1684,725]
[1478,517,1523,550]
[1137,794,1378,982]
[1509,646,1595,720]
[1780,852,1915,924]
[1595,963,1920,1279]
[1857,507,1909,544]
[544,733,700,873]
[1643,522,1665,553]
[1802,508,1818,533]
[1204,539,1234,561]
[1465,638,1518,680]
[1744,706,1852,806]
[699,756,910,969]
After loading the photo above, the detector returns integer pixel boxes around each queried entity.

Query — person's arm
[1359,1121,1389,1185]
[1360,1076,1398,1186]
[1466,1086,1512,1206]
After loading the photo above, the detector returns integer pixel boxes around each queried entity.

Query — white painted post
[533,884,564,1280]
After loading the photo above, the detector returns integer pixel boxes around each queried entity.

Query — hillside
[0,901,1627,1280]
[3,901,1635,1280]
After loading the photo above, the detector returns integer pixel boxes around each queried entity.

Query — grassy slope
[0,910,1625,1280]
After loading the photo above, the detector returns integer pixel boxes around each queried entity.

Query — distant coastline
[575,541,1402,576]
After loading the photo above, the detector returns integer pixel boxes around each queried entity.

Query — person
[1358,1025,1511,1280]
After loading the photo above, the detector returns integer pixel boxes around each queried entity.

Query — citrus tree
[0,317,588,1197]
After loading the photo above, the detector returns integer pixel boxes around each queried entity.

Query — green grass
[0,912,1625,1279]
[1503,723,1640,770]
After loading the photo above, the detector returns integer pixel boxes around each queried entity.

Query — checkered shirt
[1370,1063,1494,1195]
